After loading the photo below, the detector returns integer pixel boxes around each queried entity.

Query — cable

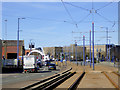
[63,2,90,12]
[96,1,114,11]
[95,12,114,24]
[77,13,91,24]
[61,0,75,24]
[3,14,75,25]
[92,0,94,22]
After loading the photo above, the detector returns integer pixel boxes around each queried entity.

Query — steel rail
[32,72,71,89]
[113,72,120,77]
[68,72,85,90]
[20,68,72,90]
[44,72,76,90]
[103,72,119,89]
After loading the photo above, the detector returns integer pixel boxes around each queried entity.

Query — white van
[23,55,39,73]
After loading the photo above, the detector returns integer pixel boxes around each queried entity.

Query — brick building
[86,44,106,60]
[2,40,25,59]
[43,45,85,61]
[63,44,85,60]
[85,44,119,61]
[43,47,62,59]
[110,45,120,61]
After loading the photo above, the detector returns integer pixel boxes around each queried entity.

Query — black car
[48,63,56,70]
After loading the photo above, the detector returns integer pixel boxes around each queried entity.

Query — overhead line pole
[65,46,67,65]
[90,30,91,68]
[75,41,78,66]
[17,18,25,66]
[92,22,95,70]
[109,39,111,62]
[106,27,108,62]
[17,18,20,66]
[83,35,85,66]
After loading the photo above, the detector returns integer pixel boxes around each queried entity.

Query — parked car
[44,61,50,66]
[48,63,56,70]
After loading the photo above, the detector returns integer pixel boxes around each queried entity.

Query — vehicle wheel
[34,69,38,73]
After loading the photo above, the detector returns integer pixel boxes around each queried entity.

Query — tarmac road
[2,66,61,88]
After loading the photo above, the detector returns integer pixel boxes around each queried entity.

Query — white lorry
[23,55,39,73]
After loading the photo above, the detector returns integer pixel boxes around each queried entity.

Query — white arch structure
[28,50,45,56]
[28,50,50,61]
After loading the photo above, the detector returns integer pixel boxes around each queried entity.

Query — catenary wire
[96,1,114,11]
[63,2,90,11]
[61,0,76,24]
[77,13,91,24]
[95,12,114,24]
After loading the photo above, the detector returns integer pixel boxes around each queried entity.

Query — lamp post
[17,18,25,66]
[100,26,108,62]
[4,20,7,59]
[5,19,7,40]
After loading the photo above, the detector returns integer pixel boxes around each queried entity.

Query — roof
[2,40,24,46]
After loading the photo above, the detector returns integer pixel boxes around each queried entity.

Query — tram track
[103,71,119,89]
[68,72,85,90]
[20,68,74,90]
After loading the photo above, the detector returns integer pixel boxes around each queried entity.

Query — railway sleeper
[44,72,76,90]
[20,68,72,90]
[68,72,85,90]
[32,72,71,90]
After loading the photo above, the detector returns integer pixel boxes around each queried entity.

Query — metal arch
[28,50,45,56]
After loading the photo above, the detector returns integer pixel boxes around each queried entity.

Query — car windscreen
[50,64,55,66]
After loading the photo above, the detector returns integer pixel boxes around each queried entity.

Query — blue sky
[2,2,118,49]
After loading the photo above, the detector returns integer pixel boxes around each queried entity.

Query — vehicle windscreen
[50,64,55,66]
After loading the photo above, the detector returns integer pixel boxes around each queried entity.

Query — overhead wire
[61,0,76,24]
[63,2,90,12]
[96,1,114,11]
[92,0,94,22]
[77,13,91,24]
[3,14,75,25]
[95,12,114,24]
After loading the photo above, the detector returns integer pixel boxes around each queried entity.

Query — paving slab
[78,72,115,88]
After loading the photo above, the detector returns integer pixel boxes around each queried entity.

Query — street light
[17,18,25,66]
[5,19,7,40]
[100,26,109,62]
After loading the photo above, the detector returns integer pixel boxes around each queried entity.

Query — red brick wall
[2,46,22,59]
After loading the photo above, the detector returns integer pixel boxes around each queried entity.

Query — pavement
[56,61,119,89]
[78,72,115,88]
